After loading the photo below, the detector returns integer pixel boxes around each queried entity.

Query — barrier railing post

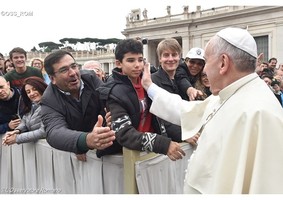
[123,147,157,194]
[123,148,139,194]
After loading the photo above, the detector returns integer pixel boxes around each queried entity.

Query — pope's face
[203,40,222,95]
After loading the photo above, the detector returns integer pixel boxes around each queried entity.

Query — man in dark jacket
[0,76,22,134]
[41,50,115,161]
[151,38,182,142]
[152,38,200,145]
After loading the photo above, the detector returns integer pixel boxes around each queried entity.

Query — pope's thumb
[144,62,150,74]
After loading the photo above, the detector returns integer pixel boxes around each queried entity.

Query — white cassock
[148,73,283,194]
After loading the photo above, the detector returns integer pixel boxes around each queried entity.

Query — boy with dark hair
[97,39,185,160]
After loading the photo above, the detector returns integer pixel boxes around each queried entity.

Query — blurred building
[26,6,283,75]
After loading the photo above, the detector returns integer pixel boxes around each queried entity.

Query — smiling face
[24,84,42,103]
[32,59,43,70]
[50,54,81,98]
[11,52,27,70]
[159,49,180,76]
[5,60,15,73]
[185,59,205,76]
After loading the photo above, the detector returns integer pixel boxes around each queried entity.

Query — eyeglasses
[54,63,79,75]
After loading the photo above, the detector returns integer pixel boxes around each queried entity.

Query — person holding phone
[0,76,23,135]
[2,77,47,145]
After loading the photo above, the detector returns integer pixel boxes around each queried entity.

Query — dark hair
[4,59,15,73]
[271,79,280,87]
[261,67,274,78]
[21,76,48,114]
[9,47,27,60]
[0,53,4,59]
[115,39,143,62]
[44,50,74,75]
[260,74,273,81]
[268,57,277,63]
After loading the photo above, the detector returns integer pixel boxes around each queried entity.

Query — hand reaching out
[86,115,116,150]
[167,141,186,161]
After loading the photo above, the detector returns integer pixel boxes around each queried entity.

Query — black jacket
[151,67,182,142]
[41,70,105,154]
[175,62,199,101]
[0,87,25,134]
[96,68,171,157]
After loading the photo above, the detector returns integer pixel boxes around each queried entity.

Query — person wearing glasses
[41,50,115,161]
[82,60,106,82]
[30,58,51,84]
[175,47,206,101]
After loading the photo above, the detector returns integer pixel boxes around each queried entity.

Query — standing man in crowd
[4,47,43,89]
[41,50,115,161]
[82,60,105,81]
[151,38,184,143]
[142,27,283,193]
[0,76,22,135]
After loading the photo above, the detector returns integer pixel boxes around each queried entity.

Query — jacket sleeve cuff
[153,135,172,155]
[76,132,89,154]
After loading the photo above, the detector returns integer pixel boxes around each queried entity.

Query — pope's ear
[219,54,230,74]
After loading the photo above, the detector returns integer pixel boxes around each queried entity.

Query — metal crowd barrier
[0,136,194,194]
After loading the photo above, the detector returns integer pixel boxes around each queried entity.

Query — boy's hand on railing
[167,141,186,161]
[86,115,116,150]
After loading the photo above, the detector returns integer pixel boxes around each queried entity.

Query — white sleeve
[149,83,188,126]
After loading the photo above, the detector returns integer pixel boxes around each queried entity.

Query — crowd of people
[1,27,283,193]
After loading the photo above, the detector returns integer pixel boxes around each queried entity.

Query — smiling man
[4,47,43,89]
[41,50,115,161]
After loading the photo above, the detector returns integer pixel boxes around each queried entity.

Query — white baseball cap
[216,27,257,58]
[185,47,205,61]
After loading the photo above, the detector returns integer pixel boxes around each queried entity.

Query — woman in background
[2,76,47,145]
[4,59,15,74]
[31,58,51,84]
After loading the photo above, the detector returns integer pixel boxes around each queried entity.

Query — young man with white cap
[142,27,283,193]
[175,47,206,101]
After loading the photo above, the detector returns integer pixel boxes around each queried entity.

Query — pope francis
[142,27,283,194]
